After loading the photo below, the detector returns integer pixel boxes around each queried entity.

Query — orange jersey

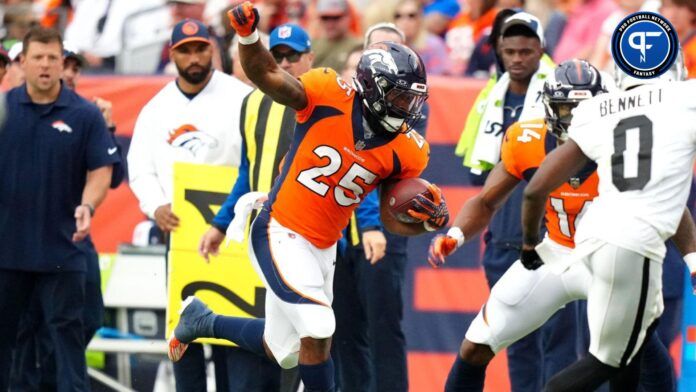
[268,68,430,248]
[501,119,598,248]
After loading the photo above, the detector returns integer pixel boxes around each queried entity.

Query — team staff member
[9,43,127,390]
[128,18,251,391]
[0,27,119,391]
[198,22,315,391]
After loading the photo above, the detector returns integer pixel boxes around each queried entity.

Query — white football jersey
[568,80,696,261]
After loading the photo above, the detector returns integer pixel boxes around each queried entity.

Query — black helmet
[353,42,428,133]
[543,59,606,140]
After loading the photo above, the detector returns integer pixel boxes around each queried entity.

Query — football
[386,177,432,223]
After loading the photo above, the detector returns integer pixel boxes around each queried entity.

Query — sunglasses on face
[271,50,305,64]
[394,12,419,20]
[320,14,344,22]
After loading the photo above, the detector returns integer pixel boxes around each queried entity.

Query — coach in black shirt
[0,27,119,390]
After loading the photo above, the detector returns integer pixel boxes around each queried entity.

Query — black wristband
[82,203,95,217]
[108,125,117,134]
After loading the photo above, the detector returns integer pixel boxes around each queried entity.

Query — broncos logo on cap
[168,124,219,157]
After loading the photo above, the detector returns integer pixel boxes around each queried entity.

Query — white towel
[469,61,554,170]
[225,191,268,246]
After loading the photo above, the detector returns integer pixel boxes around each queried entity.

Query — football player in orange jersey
[167,2,448,391]
[429,60,673,391]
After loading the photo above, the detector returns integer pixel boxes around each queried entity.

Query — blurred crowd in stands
[0,0,693,80]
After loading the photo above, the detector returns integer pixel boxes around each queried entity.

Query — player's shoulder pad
[299,67,355,102]
[503,118,547,147]
[668,80,696,109]
[397,130,430,172]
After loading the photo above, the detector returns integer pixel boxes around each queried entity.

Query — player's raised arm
[521,139,589,250]
[227,2,307,111]
[428,163,520,268]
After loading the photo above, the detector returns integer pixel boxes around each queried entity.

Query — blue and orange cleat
[167,296,217,362]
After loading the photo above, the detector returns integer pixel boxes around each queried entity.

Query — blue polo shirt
[0,84,120,272]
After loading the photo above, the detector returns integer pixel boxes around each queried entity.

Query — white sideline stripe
[88,338,168,354]
[87,367,136,392]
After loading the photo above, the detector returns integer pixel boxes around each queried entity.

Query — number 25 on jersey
[296,146,377,207]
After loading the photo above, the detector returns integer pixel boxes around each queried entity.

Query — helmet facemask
[364,76,428,133]
[543,97,580,141]
[542,59,607,141]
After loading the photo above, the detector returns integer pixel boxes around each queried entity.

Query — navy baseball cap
[171,18,210,50]
[63,41,85,67]
[270,24,311,52]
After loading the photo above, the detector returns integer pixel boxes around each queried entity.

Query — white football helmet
[615,46,687,90]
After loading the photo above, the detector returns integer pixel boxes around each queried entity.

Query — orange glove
[428,234,459,268]
[408,184,449,231]
[227,1,260,38]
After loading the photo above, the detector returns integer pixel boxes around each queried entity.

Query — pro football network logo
[611,11,679,79]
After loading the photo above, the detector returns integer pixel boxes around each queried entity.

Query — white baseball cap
[501,12,545,48]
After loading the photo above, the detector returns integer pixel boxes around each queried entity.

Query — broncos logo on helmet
[353,42,428,134]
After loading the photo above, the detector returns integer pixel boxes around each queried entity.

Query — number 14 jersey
[502,119,598,248]
[568,80,696,261]
[268,68,429,249]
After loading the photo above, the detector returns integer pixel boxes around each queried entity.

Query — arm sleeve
[355,190,382,231]
[127,108,168,219]
[85,105,120,171]
[211,142,251,231]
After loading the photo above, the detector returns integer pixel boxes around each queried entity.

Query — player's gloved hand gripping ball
[227,1,260,39]
[406,183,450,231]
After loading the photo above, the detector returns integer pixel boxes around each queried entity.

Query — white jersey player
[520,55,696,391]
[430,60,678,392]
